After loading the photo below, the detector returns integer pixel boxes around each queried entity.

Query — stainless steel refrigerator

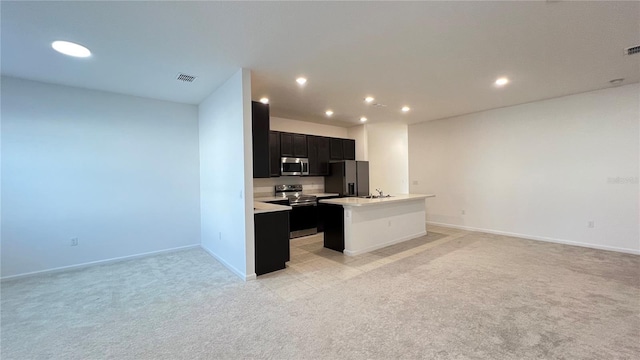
[324,160,369,197]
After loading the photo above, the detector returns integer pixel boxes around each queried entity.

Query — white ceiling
[2,1,638,127]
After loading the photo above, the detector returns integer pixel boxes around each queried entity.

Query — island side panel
[343,199,426,256]
[323,204,345,252]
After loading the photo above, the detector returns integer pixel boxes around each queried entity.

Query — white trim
[427,221,640,255]
[200,245,254,281]
[344,231,427,256]
[245,273,257,281]
[1,244,201,281]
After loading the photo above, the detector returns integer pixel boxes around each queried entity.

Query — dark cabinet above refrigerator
[343,139,356,160]
[330,138,343,160]
[330,138,356,161]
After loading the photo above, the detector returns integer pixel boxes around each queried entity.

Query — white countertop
[254,193,340,202]
[319,194,435,207]
[253,201,292,214]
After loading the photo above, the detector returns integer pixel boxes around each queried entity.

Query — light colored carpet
[2,227,639,359]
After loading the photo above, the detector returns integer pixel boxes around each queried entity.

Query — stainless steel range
[275,184,318,238]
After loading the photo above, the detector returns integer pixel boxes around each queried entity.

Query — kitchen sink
[360,195,393,199]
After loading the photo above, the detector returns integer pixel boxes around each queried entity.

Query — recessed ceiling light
[360,117,367,122]
[296,77,307,85]
[364,97,375,103]
[325,110,334,116]
[401,106,410,112]
[259,97,269,104]
[495,77,509,86]
[51,40,91,58]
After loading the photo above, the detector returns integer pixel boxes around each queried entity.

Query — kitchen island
[319,194,435,255]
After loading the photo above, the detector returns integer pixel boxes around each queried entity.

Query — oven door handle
[290,202,318,207]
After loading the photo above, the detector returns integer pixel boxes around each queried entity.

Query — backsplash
[253,177,325,197]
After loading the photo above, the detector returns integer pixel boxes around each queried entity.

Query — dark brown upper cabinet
[266,129,354,177]
[317,136,331,174]
[307,136,319,175]
[280,132,294,157]
[252,101,270,178]
[293,134,308,158]
[343,139,356,160]
[269,131,281,177]
[330,138,355,161]
[307,136,331,176]
[330,138,344,160]
[280,132,307,158]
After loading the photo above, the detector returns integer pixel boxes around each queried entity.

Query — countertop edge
[253,201,292,214]
[319,194,435,207]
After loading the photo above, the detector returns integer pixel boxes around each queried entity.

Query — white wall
[366,123,410,196]
[270,116,348,138]
[347,125,368,161]
[347,123,410,196]
[409,84,640,254]
[199,69,255,280]
[1,77,201,278]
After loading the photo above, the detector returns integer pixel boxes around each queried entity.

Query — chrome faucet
[375,188,384,197]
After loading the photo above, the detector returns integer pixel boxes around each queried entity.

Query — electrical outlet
[219,232,222,240]
[461,210,466,215]
[388,220,391,227]
[70,238,79,246]
[588,221,595,228]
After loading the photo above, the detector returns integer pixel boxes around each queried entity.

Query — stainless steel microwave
[281,157,309,176]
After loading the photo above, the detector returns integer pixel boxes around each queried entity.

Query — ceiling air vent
[176,73,197,82]
[624,45,640,55]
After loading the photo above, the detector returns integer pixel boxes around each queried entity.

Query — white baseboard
[1,244,201,281]
[427,221,640,255]
[245,273,257,281]
[199,245,254,281]
[344,231,427,256]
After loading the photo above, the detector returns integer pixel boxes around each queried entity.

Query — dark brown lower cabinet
[255,210,290,275]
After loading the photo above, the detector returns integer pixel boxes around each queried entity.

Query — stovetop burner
[275,184,317,205]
